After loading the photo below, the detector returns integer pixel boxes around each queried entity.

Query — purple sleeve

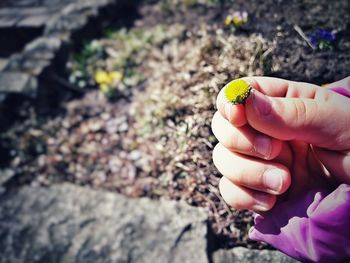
[329,76,350,98]
[249,184,350,262]
[330,87,350,98]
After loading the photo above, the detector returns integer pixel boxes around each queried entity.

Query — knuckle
[230,168,244,185]
[292,99,318,131]
[222,128,238,150]
[292,99,307,126]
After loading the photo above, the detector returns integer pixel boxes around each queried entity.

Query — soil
[1,0,349,250]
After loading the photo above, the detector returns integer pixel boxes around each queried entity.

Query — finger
[244,85,350,150]
[213,143,291,195]
[242,76,320,98]
[211,111,282,160]
[216,76,320,127]
[219,176,276,211]
[313,147,350,184]
[216,86,247,127]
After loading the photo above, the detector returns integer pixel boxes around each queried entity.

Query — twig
[294,24,316,50]
[50,73,85,94]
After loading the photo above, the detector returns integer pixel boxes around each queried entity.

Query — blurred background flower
[225,11,248,29]
[309,29,336,50]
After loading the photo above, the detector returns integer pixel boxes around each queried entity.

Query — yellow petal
[95,71,112,84]
[109,71,123,81]
[225,17,232,26]
[232,17,243,27]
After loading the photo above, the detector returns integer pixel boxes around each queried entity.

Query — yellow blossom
[233,17,244,27]
[225,16,232,26]
[95,70,112,84]
[224,79,251,104]
[109,71,123,81]
[226,11,248,28]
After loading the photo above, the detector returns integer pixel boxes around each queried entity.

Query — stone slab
[0,183,209,263]
[17,14,50,27]
[0,72,37,97]
[0,16,22,28]
[213,247,299,263]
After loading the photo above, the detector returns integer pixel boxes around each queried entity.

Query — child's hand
[211,76,350,212]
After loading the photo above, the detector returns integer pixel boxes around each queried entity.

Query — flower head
[95,70,123,85]
[95,70,112,84]
[109,71,123,81]
[225,11,248,28]
[309,29,336,50]
[224,79,251,104]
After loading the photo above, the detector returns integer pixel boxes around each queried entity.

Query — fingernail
[263,169,283,193]
[252,90,272,116]
[255,136,271,158]
[253,192,271,211]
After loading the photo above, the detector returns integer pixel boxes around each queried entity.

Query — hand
[211,76,350,212]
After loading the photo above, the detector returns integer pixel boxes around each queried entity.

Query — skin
[211,76,350,212]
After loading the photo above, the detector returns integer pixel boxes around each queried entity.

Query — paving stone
[24,36,62,57]
[0,16,22,28]
[0,183,209,263]
[213,247,299,263]
[0,72,37,97]
[17,14,49,27]
[0,7,44,17]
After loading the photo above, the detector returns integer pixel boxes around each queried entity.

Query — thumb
[245,87,350,151]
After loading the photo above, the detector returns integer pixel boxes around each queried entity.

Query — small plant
[225,11,248,30]
[309,29,336,50]
[67,25,184,98]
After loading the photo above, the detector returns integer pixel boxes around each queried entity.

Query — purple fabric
[249,184,350,262]
[330,87,350,98]
[249,86,350,262]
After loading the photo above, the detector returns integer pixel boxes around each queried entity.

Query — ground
[1,0,349,250]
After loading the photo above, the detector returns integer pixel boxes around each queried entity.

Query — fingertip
[216,86,247,127]
[219,176,276,212]
[252,191,276,211]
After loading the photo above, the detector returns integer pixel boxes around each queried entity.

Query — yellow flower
[231,11,248,28]
[109,71,123,81]
[225,16,232,26]
[95,70,112,84]
[95,70,123,85]
[224,79,251,104]
[233,17,244,27]
[99,83,110,93]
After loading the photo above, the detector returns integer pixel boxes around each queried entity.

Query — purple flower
[317,29,336,41]
[308,29,336,50]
